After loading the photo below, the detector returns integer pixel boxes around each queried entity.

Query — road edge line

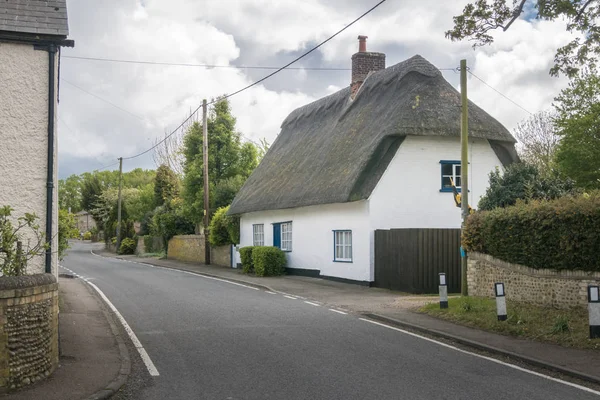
[362,313,600,388]
[85,280,160,377]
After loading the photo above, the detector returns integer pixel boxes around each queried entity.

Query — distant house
[0,1,74,275]
[75,211,96,234]
[229,36,517,284]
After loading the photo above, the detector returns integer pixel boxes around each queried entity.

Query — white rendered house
[0,1,74,275]
[229,37,517,284]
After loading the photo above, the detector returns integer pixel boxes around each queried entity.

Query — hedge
[463,192,600,271]
[119,237,137,255]
[253,247,286,277]
[240,246,254,274]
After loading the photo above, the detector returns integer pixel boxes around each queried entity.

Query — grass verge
[420,296,600,350]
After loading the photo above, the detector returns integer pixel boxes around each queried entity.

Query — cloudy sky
[57,0,574,178]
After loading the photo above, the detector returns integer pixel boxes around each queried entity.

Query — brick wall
[468,252,600,308]
[0,274,58,391]
[168,235,231,267]
[351,51,385,97]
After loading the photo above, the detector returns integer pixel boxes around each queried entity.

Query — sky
[57,0,575,179]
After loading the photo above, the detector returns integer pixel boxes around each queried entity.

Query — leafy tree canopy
[154,164,179,208]
[182,98,261,223]
[553,69,600,189]
[446,0,600,77]
[478,162,578,210]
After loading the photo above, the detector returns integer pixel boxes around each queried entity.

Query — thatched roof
[229,55,517,215]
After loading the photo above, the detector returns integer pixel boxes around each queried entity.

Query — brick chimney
[351,35,385,98]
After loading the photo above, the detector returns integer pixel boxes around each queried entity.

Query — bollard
[494,282,507,321]
[588,285,600,339]
[439,273,448,309]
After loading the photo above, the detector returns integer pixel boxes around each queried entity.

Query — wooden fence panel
[374,228,461,294]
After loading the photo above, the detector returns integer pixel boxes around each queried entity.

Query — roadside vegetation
[420,297,599,350]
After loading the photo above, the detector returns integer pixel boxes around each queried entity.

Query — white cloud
[58,0,576,177]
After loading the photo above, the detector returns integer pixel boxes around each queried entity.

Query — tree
[58,209,78,259]
[446,0,600,77]
[553,69,600,189]
[58,174,82,212]
[151,199,195,255]
[478,162,578,210]
[152,129,186,176]
[182,98,261,223]
[154,165,179,207]
[513,111,561,173]
[81,174,104,226]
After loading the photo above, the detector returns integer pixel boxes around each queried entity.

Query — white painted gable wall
[238,135,504,283]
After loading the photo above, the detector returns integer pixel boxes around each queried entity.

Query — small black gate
[374,228,461,294]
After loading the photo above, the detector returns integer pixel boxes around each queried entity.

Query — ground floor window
[281,222,292,251]
[253,224,264,246]
[333,230,352,262]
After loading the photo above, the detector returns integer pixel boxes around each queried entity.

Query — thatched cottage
[229,37,517,284]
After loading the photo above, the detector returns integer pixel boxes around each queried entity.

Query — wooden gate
[374,229,461,294]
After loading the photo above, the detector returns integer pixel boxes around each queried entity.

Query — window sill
[440,188,468,193]
[333,259,353,263]
[281,249,292,253]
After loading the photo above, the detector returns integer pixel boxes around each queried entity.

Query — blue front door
[273,223,281,248]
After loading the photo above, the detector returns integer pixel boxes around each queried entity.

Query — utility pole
[460,59,469,297]
[202,99,211,265]
[116,157,123,252]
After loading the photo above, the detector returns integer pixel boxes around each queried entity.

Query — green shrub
[253,246,286,277]
[240,246,254,274]
[111,237,117,245]
[463,191,600,271]
[83,231,92,240]
[143,235,164,253]
[119,237,137,255]
[209,206,240,246]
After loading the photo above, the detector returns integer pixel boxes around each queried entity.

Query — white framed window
[281,222,292,251]
[253,224,264,246]
[334,230,352,262]
[440,160,461,192]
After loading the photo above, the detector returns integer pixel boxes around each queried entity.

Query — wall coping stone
[0,274,56,290]
[470,252,600,281]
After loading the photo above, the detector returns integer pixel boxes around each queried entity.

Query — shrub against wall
[463,192,600,271]
[208,206,239,246]
[119,238,137,255]
[253,247,286,277]
[240,246,254,274]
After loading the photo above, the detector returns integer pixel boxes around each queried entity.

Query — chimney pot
[358,35,368,52]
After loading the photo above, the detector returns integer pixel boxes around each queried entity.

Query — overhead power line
[122,0,389,161]
[62,55,350,71]
[468,71,533,115]
[62,78,146,121]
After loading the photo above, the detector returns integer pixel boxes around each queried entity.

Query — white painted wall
[368,135,503,230]
[0,42,59,276]
[240,201,371,282]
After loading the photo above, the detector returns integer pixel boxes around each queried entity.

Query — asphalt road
[61,242,600,400]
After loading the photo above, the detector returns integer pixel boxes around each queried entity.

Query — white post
[439,273,448,309]
[495,282,507,321]
[588,285,600,339]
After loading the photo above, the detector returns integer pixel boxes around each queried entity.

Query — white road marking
[265,291,277,295]
[86,281,160,377]
[358,318,600,396]
[329,309,347,315]
[304,301,320,307]
[284,295,297,300]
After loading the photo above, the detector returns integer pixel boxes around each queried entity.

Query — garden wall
[136,236,164,255]
[167,235,231,267]
[0,274,59,390]
[468,252,600,308]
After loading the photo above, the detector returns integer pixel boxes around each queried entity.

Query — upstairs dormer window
[440,160,461,192]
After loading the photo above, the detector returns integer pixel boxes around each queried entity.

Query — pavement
[2,273,129,400]
[105,249,600,387]
[5,241,600,399]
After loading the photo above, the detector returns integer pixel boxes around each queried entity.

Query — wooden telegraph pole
[202,99,211,265]
[116,157,123,252]
[460,59,469,296]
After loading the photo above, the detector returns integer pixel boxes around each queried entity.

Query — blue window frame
[333,230,352,262]
[440,160,461,193]
[272,221,292,251]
